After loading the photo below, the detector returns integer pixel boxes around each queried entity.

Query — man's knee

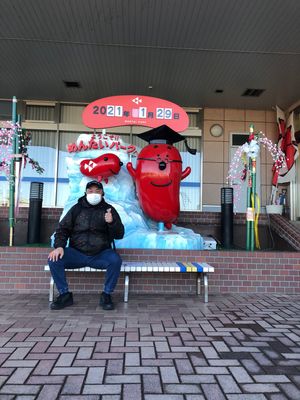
[48,258,64,270]
[111,251,122,267]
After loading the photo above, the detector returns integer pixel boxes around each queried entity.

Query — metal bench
[44,261,214,303]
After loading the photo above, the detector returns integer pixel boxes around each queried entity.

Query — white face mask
[86,193,102,206]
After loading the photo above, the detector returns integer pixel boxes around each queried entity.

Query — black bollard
[27,182,44,244]
[221,187,233,249]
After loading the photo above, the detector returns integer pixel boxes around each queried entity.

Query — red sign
[82,95,189,132]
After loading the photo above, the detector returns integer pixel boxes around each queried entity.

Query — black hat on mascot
[137,124,196,154]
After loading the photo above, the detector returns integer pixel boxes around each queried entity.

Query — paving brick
[0,385,40,395]
[165,384,202,394]
[160,366,179,383]
[0,368,14,376]
[105,374,140,384]
[27,375,65,384]
[201,346,219,359]
[61,375,85,394]
[51,336,69,347]
[158,352,188,359]
[7,347,31,360]
[123,383,142,400]
[36,384,61,400]
[73,359,106,367]
[195,367,229,375]
[181,375,216,384]
[0,375,9,387]
[2,360,38,368]
[227,395,267,400]
[142,359,174,366]
[200,384,226,400]
[217,375,241,394]
[52,366,87,375]
[229,367,253,383]
[111,336,125,347]
[60,397,99,400]
[242,383,279,393]
[82,384,121,395]
[85,366,105,384]
[240,359,262,374]
[55,353,76,367]
[141,346,156,359]
[29,341,50,353]
[125,366,158,374]
[125,352,140,366]
[32,359,56,375]
[144,396,184,400]
[143,374,162,394]
[6,367,33,384]
[278,383,300,399]
[212,341,231,352]
[251,352,274,366]
[107,358,124,374]
[76,347,93,359]
[174,358,194,374]
[155,341,170,352]
[26,352,59,360]
[209,359,240,366]
[253,374,290,383]
[93,352,123,360]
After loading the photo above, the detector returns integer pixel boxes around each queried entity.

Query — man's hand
[48,247,64,262]
[105,208,113,224]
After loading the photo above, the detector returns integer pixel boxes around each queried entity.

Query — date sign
[82,95,189,132]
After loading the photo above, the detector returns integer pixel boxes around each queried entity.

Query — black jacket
[54,196,124,256]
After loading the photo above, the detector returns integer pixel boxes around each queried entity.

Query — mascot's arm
[126,162,136,180]
[181,166,191,180]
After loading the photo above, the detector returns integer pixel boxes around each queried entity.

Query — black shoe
[100,292,114,310]
[50,292,73,310]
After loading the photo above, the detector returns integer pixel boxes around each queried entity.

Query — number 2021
[93,105,123,117]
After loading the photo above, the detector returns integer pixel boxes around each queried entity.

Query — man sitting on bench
[48,180,124,311]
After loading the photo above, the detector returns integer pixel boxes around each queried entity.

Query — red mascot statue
[127,125,195,230]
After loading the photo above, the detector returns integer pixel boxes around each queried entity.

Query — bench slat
[44,262,214,273]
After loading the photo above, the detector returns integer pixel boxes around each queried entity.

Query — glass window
[57,131,83,207]
[175,137,201,210]
[20,130,57,206]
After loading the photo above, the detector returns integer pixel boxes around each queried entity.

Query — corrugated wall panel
[60,105,86,124]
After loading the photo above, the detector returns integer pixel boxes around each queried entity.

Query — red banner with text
[82,95,189,132]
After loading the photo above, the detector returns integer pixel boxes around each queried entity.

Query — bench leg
[197,274,201,295]
[49,277,54,302]
[203,273,208,303]
[124,274,129,303]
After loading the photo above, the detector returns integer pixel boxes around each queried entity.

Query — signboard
[82,95,189,132]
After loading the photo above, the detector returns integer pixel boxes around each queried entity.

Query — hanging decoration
[0,122,44,180]
[227,125,286,251]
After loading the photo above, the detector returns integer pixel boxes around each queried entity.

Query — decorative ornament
[0,122,44,181]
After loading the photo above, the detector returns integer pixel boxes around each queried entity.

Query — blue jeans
[48,247,122,295]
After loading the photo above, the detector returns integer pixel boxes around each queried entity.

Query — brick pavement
[0,293,299,399]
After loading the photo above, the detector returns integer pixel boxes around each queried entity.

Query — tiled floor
[0,293,299,399]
